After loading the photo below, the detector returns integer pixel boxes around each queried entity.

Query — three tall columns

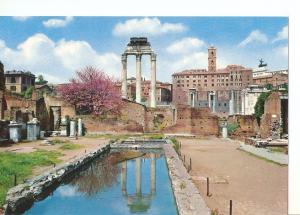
[121,53,156,108]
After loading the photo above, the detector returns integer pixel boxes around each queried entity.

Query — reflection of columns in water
[150,153,156,194]
[121,161,127,195]
[136,54,142,104]
[135,157,141,194]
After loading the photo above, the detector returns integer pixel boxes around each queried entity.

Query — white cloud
[166,37,205,54]
[274,45,288,57]
[238,30,268,47]
[0,33,121,83]
[272,25,288,43]
[43,16,74,28]
[113,17,186,36]
[13,16,31,21]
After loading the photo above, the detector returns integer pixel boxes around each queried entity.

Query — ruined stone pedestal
[27,118,40,141]
[8,122,22,143]
[219,119,228,138]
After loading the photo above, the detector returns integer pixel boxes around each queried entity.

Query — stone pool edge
[4,144,110,214]
[163,140,211,215]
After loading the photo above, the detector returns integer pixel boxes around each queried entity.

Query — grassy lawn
[59,143,82,150]
[269,147,288,154]
[0,150,62,207]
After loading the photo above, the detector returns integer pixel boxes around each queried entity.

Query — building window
[10,86,16,91]
[11,77,16,83]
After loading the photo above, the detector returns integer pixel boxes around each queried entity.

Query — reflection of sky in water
[24,153,178,215]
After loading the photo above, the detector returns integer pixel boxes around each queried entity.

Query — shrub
[227,123,239,134]
[254,92,271,124]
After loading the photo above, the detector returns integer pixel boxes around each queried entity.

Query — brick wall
[163,106,219,135]
[228,115,259,137]
[260,92,282,138]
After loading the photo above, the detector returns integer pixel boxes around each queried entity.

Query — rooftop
[5,70,35,77]
[172,65,250,76]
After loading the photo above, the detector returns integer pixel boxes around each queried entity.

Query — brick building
[252,68,288,88]
[5,70,35,93]
[172,46,253,114]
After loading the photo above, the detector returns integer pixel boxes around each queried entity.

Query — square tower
[208,46,217,72]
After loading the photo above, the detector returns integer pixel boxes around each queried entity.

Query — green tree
[254,92,271,124]
[36,75,48,85]
[265,83,273,90]
[24,86,34,99]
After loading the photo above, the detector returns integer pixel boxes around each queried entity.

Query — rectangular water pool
[24,149,178,215]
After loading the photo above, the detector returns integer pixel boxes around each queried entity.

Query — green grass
[170,137,180,154]
[51,139,72,145]
[269,147,287,154]
[0,150,62,206]
[59,143,82,150]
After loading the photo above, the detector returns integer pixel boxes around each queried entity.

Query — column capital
[136,54,142,61]
[151,53,157,61]
[121,54,127,61]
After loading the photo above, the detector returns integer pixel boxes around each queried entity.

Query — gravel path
[179,137,287,215]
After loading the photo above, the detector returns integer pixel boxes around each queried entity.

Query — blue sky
[0,16,288,83]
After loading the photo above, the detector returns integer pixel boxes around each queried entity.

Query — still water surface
[24,150,178,215]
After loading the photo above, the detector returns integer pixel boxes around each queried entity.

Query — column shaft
[121,161,127,195]
[136,54,142,103]
[121,54,127,99]
[135,157,141,194]
[150,153,156,194]
[150,54,157,108]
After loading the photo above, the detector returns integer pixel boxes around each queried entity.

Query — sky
[0,16,288,83]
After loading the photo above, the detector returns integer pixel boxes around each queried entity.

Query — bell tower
[208,46,217,72]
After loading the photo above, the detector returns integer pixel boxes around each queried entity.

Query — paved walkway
[239,143,288,165]
[179,137,287,215]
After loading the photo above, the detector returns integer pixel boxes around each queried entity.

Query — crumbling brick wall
[3,92,37,121]
[260,92,282,138]
[43,94,76,118]
[228,115,259,138]
[163,106,219,135]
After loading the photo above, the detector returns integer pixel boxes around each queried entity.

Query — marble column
[135,157,141,194]
[77,118,83,136]
[208,92,211,108]
[229,90,234,115]
[135,54,142,103]
[150,153,156,194]
[51,106,61,130]
[69,120,76,137]
[121,161,127,195]
[212,92,216,113]
[150,53,157,108]
[121,54,127,99]
[241,91,245,115]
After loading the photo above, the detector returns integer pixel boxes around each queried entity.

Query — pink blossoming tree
[57,67,122,116]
